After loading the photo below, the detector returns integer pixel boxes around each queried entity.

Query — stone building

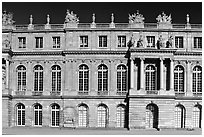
[2,10,202,129]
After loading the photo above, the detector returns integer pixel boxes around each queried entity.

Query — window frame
[16,103,25,126]
[52,37,61,49]
[146,36,155,48]
[117,36,126,48]
[35,37,43,49]
[98,36,107,48]
[18,37,26,48]
[193,37,202,49]
[175,36,184,48]
[80,36,88,48]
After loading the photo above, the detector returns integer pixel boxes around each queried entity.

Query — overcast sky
[2,2,202,24]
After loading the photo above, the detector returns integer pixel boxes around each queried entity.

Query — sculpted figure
[156,12,171,23]
[137,35,143,47]
[2,11,15,25]
[166,36,173,48]
[129,10,145,23]
[65,9,79,23]
[156,35,163,49]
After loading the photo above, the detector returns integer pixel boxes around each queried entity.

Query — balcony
[78,91,89,95]
[15,91,25,95]
[116,91,128,96]
[193,92,202,97]
[32,91,43,96]
[50,91,61,96]
[97,91,109,96]
[146,90,158,95]
[175,92,185,97]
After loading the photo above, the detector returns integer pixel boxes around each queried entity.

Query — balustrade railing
[97,91,109,96]
[15,91,26,95]
[32,91,43,96]
[50,91,61,96]
[146,90,158,95]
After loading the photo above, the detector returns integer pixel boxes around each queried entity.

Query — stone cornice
[63,50,127,55]
[174,51,202,56]
[130,48,177,53]
[128,95,202,100]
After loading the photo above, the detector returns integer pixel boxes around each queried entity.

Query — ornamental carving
[2,36,11,49]
[166,36,173,48]
[64,9,79,23]
[129,10,145,24]
[137,35,144,47]
[2,66,6,88]
[2,10,15,26]
[156,12,172,23]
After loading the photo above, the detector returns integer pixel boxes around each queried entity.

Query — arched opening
[175,104,186,128]
[97,104,108,127]
[193,104,202,128]
[116,104,126,128]
[16,103,25,126]
[51,103,60,127]
[78,104,88,127]
[146,103,159,128]
[33,103,42,126]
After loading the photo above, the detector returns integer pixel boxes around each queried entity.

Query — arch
[175,104,186,128]
[145,103,159,129]
[16,103,25,126]
[145,65,156,91]
[116,104,126,128]
[192,66,202,94]
[79,64,89,70]
[193,104,202,128]
[34,65,43,70]
[78,103,89,127]
[50,103,60,127]
[51,65,61,70]
[33,103,42,126]
[97,103,108,127]
[17,65,26,70]
[174,65,185,93]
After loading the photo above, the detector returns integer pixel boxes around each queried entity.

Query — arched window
[34,65,43,91]
[34,103,42,126]
[146,104,159,128]
[16,103,25,126]
[97,104,108,127]
[117,65,127,92]
[51,104,60,127]
[192,66,202,94]
[98,65,108,92]
[51,65,61,91]
[174,66,184,93]
[17,65,26,91]
[175,104,186,128]
[193,105,202,128]
[116,105,126,128]
[78,104,88,127]
[79,65,89,91]
[145,65,156,91]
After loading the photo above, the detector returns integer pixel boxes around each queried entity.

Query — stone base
[91,23,96,28]
[157,23,172,29]
[64,23,78,28]
[109,23,115,28]
[45,24,51,29]
[28,24,34,30]
[129,23,144,28]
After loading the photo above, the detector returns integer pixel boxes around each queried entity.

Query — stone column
[6,59,10,89]
[130,58,134,89]
[140,58,145,90]
[160,58,164,91]
[186,60,192,96]
[27,61,33,95]
[170,58,174,91]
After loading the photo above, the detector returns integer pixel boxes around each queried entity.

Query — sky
[2,2,202,24]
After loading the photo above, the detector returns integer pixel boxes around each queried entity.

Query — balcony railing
[116,91,128,96]
[32,91,43,96]
[15,91,25,95]
[97,91,109,96]
[146,90,158,95]
[193,92,202,97]
[78,91,89,95]
[50,91,61,96]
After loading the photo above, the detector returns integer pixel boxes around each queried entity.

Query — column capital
[170,58,174,62]
[130,57,135,61]
[186,60,192,64]
[160,57,164,61]
[140,57,145,61]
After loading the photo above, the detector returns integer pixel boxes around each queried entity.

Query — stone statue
[2,67,6,88]
[186,14,190,24]
[29,15,33,25]
[2,10,15,26]
[166,36,173,48]
[137,35,143,47]
[111,13,114,23]
[92,13,95,23]
[65,9,79,23]
[127,34,135,47]
[46,14,50,24]
[156,12,171,23]
[129,10,145,24]
[156,35,163,49]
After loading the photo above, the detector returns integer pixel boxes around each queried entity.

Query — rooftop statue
[65,9,79,23]
[129,10,145,24]
[156,12,172,23]
[2,10,15,26]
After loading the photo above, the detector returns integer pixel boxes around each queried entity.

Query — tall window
[16,103,25,126]
[194,37,202,49]
[192,66,202,94]
[146,104,159,128]
[17,65,26,91]
[98,104,108,127]
[35,37,43,48]
[118,36,126,47]
[18,37,26,48]
[174,66,184,93]
[145,65,156,91]
[78,104,88,127]
[116,105,125,128]
[34,104,42,126]
[175,37,183,48]
[51,104,60,127]
[175,105,185,128]
[193,105,202,128]
[79,65,89,91]
[117,65,127,91]
[99,36,107,47]
[98,65,108,91]
[51,65,61,91]
[80,36,88,47]
[146,36,155,47]
[34,65,43,91]
[52,37,60,48]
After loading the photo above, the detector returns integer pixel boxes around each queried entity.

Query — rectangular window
[35,37,43,48]
[146,36,155,47]
[18,37,26,48]
[118,36,126,47]
[53,37,60,48]
[80,36,88,47]
[99,36,107,47]
[175,37,183,48]
[194,37,202,49]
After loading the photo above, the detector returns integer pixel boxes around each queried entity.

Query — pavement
[2,127,202,135]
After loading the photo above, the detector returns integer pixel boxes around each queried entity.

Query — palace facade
[2,10,202,129]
